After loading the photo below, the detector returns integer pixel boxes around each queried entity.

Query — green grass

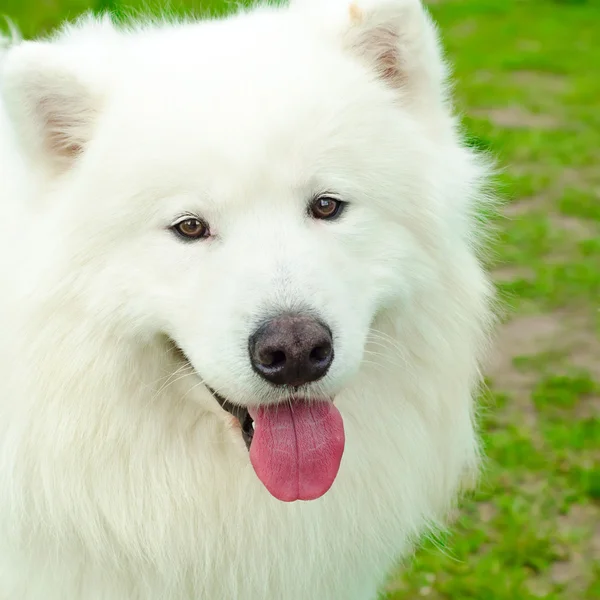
[3,0,599,598]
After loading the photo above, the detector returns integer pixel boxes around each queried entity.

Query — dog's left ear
[293,0,447,112]
[0,34,112,177]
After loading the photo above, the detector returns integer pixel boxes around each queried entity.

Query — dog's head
[1,1,489,501]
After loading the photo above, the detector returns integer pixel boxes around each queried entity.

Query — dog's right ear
[1,39,110,176]
[291,0,448,119]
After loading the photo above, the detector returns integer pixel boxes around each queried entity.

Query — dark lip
[169,342,255,451]
[206,386,254,450]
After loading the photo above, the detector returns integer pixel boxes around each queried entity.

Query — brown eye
[172,217,209,240]
[310,195,346,221]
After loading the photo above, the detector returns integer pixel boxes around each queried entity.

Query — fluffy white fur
[0,1,494,598]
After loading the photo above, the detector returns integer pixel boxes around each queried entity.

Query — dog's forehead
[88,12,407,204]
[98,41,384,192]
[108,16,381,150]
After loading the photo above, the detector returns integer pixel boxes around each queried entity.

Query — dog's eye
[309,195,346,221]
[171,217,210,241]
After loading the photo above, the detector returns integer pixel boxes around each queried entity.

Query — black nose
[249,314,334,386]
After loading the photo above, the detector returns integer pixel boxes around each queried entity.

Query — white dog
[0,1,494,598]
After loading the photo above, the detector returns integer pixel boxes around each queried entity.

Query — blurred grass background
[2,1,599,598]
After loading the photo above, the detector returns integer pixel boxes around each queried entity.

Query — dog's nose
[249,314,334,386]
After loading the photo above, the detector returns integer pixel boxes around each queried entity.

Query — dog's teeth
[251,421,255,430]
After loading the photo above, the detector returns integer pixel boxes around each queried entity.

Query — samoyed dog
[0,0,494,598]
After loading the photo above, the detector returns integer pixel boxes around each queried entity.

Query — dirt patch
[572,395,600,421]
[554,504,600,588]
[500,188,598,253]
[502,196,547,217]
[527,503,600,597]
[511,70,569,94]
[550,214,599,240]
[487,313,563,381]
[512,166,600,193]
[527,577,552,598]
[477,502,497,524]
[485,306,600,439]
[484,313,563,427]
[559,167,600,194]
[474,106,560,129]
[558,504,600,537]
[571,342,600,381]
[492,265,535,283]
[486,309,600,399]
[557,315,600,380]
[550,555,588,587]
[516,40,543,53]
[472,69,494,84]
[450,20,477,38]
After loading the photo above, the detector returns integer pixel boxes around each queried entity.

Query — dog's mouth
[170,343,345,502]
[207,386,255,450]
[205,385,345,503]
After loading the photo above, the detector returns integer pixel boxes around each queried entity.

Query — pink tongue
[248,401,345,502]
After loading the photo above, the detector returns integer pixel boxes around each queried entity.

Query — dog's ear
[346,0,446,99]
[294,0,447,112]
[1,39,110,175]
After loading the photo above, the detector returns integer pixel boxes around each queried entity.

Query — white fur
[0,1,494,598]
